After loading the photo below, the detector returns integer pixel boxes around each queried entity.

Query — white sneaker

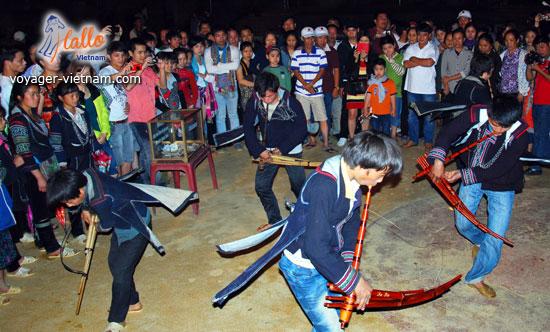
[337,138,347,147]
[73,234,87,245]
[7,267,34,278]
[20,256,37,265]
[104,322,125,332]
[20,233,34,243]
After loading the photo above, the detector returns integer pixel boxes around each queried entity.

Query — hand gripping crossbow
[413,133,514,247]
[324,188,461,329]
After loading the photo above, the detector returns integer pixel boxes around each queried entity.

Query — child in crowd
[236,42,256,111]
[379,36,405,139]
[155,52,181,112]
[363,59,397,136]
[263,46,292,92]
[173,48,199,109]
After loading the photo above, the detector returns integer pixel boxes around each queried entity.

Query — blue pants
[455,183,515,284]
[407,92,437,144]
[130,122,152,184]
[279,255,342,332]
[391,96,402,128]
[323,93,333,131]
[370,114,391,136]
[214,92,239,134]
[532,104,550,171]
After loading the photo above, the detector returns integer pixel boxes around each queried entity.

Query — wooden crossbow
[413,133,514,247]
[324,188,461,329]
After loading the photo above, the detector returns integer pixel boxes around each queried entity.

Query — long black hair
[46,169,88,208]
[9,81,39,113]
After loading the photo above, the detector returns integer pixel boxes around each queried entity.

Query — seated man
[244,72,307,230]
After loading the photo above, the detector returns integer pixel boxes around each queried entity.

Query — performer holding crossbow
[46,168,195,332]
[244,72,307,231]
[427,96,528,298]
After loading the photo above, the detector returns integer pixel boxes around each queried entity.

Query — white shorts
[295,94,327,122]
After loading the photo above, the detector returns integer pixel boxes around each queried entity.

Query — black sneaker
[525,168,542,176]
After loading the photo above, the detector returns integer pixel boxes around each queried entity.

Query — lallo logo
[37,12,108,63]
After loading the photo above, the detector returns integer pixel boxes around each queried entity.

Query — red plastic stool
[150,145,218,215]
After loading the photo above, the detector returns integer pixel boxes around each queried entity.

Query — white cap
[301,26,315,38]
[314,26,329,37]
[13,31,26,42]
[457,10,472,19]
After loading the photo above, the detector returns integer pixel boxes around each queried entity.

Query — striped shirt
[291,46,327,97]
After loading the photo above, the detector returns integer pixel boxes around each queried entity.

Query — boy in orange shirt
[363,58,397,136]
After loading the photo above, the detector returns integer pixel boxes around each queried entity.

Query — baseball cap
[457,10,472,19]
[314,26,329,37]
[13,31,26,42]
[301,26,315,38]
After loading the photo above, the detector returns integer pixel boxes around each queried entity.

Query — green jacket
[82,84,111,140]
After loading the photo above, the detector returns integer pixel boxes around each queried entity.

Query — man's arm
[277,97,307,154]
[243,98,266,158]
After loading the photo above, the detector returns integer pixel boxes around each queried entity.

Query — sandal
[128,302,143,313]
[304,142,317,149]
[7,267,34,278]
[48,247,80,259]
[0,285,21,295]
[20,256,38,265]
[324,147,336,153]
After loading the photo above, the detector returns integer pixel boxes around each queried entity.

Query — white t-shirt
[97,65,128,122]
[0,75,13,116]
[403,42,438,94]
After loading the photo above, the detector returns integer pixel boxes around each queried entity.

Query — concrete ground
[2,143,549,332]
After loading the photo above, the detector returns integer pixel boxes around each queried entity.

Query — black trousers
[107,232,148,323]
[255,153,306,224]
[26,174,60,253]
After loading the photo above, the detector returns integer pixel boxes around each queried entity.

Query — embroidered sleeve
[8,117,38,171]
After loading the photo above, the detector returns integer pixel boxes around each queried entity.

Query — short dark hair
[166,30,180,41]
[254,72,280,97]
[469,54,494,77]
[128,38,147,52]
[342,131,402,175]
[141,32,156,43]
[46,169,88,208]
[56,82,80,97]
[156,51,176,63]
[173,47,188,58]
[534,35,549,46]
[1,46,24,72]
[379,35,396,48]
[477,33,494,46]
[504,29,520,41]
[373,58,386,68]
[417,23,432,34]
[452,28,465,38]
[212,26,226,34]
[488,96,522,127]
[374,11,389,20]
[240,26,254,34]
[240,41,253,52]
[107,41,127,55]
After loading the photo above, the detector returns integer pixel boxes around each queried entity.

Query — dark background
[1,0,548,44]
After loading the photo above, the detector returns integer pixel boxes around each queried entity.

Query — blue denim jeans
[279,255,342,332]
[391,96,402,128]
[533,104,550,160]
[255,153,305,224]
[407,92,437,144]
[370,114,391,136]
[130,122,152,184]
[110,121,135,165]
[214,92,239,134]
[323,93,333,131]
[455,183,515,284]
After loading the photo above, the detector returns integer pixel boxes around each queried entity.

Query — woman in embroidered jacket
[8,82,78,258]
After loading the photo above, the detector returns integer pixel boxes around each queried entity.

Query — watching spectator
[237,42,257,111]
[456,10,472,29]
[291,27,332,152]
[228,28,240,48]
[263,46,292,92]
[1,47,26,116]
[464,23,477,51]
[441,29,473,95]
[173,48,199,108]
[525,36,550,175]
[368,11,391,55]
[403,23,439,151]
[162,30,182,52]
[498,29,529,102]
[380,36,405,139]
[327,24,342,49]
[281,30,300,70]
[315,26,340,133]
[475,33,502,95]
[205,27,241,141]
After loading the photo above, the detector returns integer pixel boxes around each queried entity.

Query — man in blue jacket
[244,72,307,230]
[214,132,403,331]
